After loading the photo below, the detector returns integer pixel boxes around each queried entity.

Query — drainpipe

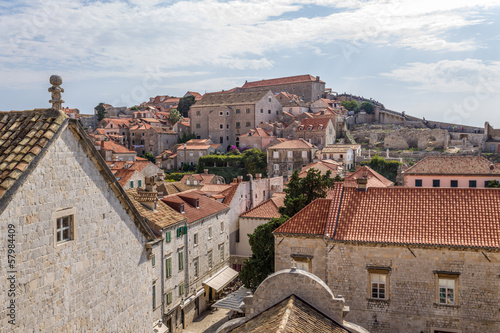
[247,174,254,209]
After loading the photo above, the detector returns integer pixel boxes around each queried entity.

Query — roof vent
[490,164,495,170]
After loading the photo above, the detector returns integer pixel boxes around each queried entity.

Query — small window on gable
[53,207,76,246]
[130,181,134,188]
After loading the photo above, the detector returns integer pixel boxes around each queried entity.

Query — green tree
[177,95,196,117]
[177,132,196,144]
[360,155,402,183]
[486,180,500,188]
[279,168,335,217]
[239,216,289,289]
[144,152,156,164]
[240,168,335,289]
[168,108,181,126]
[130,106,139,111]
[360,101,374,114]
[242,149,267,177]
[340,100,359,112]
[95,103,107,122]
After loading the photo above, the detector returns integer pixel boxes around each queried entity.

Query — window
[178,250,184,271]
[302,151,307,158]
[415,179,422,187]
[55,214,74,244]
[268,97,272,102]
[194,233,198,246]
[246,122,251,127]
[433,179,440,188]
[199,152,203,157]
[219,244,224,262]
[196,123,200,129]
[226,111,229,116]
[152,284,156,309]
[219,111,223,116]
[179,283,184,296]
[166,291,172,305]
[287,151,293,158]
[196,110,200,116]
[226,124,229,129]
[208,227,212,239]
[273,151,279,158]
[260,109,263,113]
[293,257,311,272]
[166,231,171,243]
[130,181,134,188]
[220,221,224,232]
[274,164,279,170]
[219,124,223,129]
[189,152,193,157]
[450,180,458,188]
[268,109,271,114]
[370,273,387,299]
[193,258,199,278]
[236,109,240,114]
[246,108,250,114]
[276,110,278,115]
[208,250,213,269]
[220,137,223,144]
[166,257,172,278]
[152,254,155,267]
[236,122,240,128]
[469,180,476,188]
[138,180,142,187]
[438,277,457,305]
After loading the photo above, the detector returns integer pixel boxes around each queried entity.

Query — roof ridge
[277,296,295,333]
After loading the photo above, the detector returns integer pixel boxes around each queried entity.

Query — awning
[203,266,239,292]
[181,288,204,309]
[212,287,252,313]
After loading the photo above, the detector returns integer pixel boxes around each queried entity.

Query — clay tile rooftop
[403,155,500,175]
[242,74,325,88]
[276,183,500,249]
[240,192,286,219]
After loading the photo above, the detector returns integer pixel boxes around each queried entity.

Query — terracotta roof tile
[268,139,315,150]
[220,183,240,204]
[403,155,500,175]
[0,109,67,196]
[241,193,285,219]
[274,198,332,235]
[344,166,393,188]
[297,118,331,132]
[162,191,229,224]
[242,74,325,89]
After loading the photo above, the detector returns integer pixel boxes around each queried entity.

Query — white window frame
[370,273,387,299]
[273,151,279,158]
[302,151,307,158]
[53,207,77,247]
[287,151,293,158]
[274,164,279,171]
[437,275,458,305]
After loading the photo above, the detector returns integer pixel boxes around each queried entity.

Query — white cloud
[0,0,498,78]
[380,59,500,93]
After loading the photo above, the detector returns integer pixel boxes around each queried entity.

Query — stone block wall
[0,126,154,332]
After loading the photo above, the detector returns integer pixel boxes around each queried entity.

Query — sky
[1,0,499,127]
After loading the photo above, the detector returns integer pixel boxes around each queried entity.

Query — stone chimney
[255,173,262,180]
[316,76,320,82]
[237,175,243,183]
[204,169,208,175]
[135,175,158,211]
[356,169,368,191]
[49,75,64,110]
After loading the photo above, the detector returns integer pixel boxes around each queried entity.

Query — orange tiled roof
[162,191,229,224]
[297,118,331,131]
[274,199,332,235]
[240,128,273,138]
[242,75,324,89]
[113,169,140,186]
[125,189,186,231]
[0,109,67,199]
[220,182,240,204]
[240,192,286,219]
[268,139,315,150]
[100,140,136,154]
[344,166,393,188]
[403,155,500,175]
[106,160,156,173]
[200,184,232,193]
[298,160,341,178]
[277,183,500,249]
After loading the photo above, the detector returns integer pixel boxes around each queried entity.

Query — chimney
[204,169,208,175]
[237,175,243,183]
[316,76,320,82]
[255,173,262,180]
[232,178,238,184]
[145,175,157,192]
[356,169,368,191]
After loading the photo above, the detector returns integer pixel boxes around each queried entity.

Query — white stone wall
[0,126,155,332]
[235,217,269,257]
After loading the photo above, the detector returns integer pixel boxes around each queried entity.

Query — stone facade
[266,140,317,178]
[0,124,156,332]
[241,75,326,102]
[275,236,500,333]
[190,90,282,149]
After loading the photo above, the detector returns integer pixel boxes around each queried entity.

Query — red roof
[99,141,136,154]
[276,183,500,249]
[403,155,500,175]
[240,128,273,137]
[220,183,240,204]
[344,166,393,188]
[297,118,331,131]
[268,139,315,150]
[106,160,157,173]
[162,191,229,224]
[242,75,324,89]
[274,199,332,235]
[240,193,286,219]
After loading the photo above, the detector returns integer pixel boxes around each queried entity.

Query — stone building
[162,191,237,328]
[126,179,187,333]
[238,128,275,150]
[216,269,367,333]
[180,170,225,186]
[0,104,160,330]
[97,139,137,161]
[310,98,341,113]
[298,160,342,178]
[281,99,310,116]
[402,155,500,188]
[294,117,335,149]
[274,183,500,333]
[319,145,355,170]
[240,74,326,102]
[189,90,282,149]
[266,139,317,178]
[145,126,178,157]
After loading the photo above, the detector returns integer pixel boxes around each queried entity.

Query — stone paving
[182,308,231,333]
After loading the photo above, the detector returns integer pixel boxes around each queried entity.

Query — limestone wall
[0,126,154,332]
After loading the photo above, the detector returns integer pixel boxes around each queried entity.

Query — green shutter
[179,251,184,271]
[138,180,142,187]
[166,258,172,278]
[130,181,134,188]
[183,226,188,234]
[166,231,171,243]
